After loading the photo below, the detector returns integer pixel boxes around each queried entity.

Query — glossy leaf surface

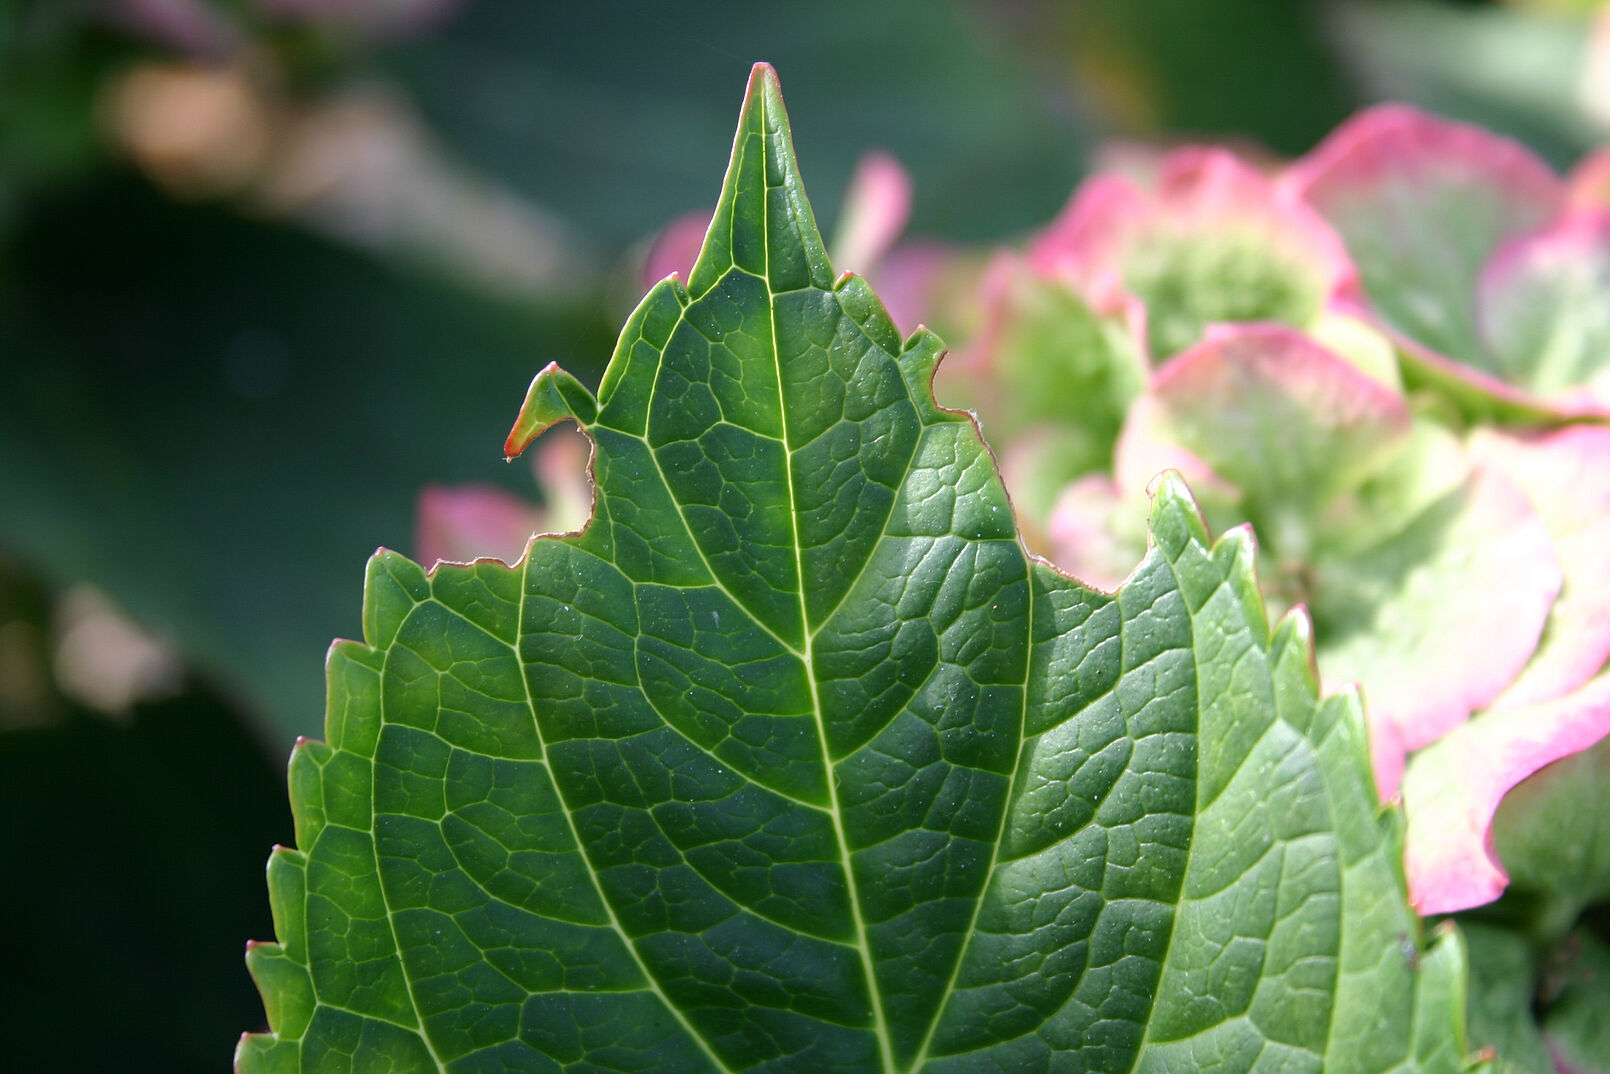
[241,65,1477,1074]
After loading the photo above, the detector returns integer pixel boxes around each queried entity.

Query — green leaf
[1460,922,1553,1074]
[1542,929,1610,1074]
[242,64,1481,1073]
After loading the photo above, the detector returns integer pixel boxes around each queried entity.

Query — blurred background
[3,0,1609,1068]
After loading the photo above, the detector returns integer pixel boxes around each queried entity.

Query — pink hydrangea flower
[971,116,1610,915]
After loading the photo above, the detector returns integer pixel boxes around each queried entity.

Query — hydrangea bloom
[946,108,1610,916]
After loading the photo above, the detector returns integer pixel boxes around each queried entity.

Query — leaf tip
[1145,467,1206,527]
[1273,601,1315,648]
[1218,519,1258,560]
[895,325,955,416]
[746,61,783,105]
[505,362,597,459]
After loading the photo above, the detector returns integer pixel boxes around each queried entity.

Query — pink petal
[870,240,963,338]
[1402,673,1610,914]
[1111,394,1240,503]
[1032,148,1356,359]
[1568,144,1610,211]
[1477,211,1610,408]
[1317,461,1561,797]
[1086,137,1284,190]
[641,209,712,291]
[1472,425,1610,708]
[1045,473,1148,593]
[995,426,1106,546]
[1290,103,1562,223]
[1029,172,1151,281]
[530,422,595,534]
[1291,104,1563,377]
[415,484,545,568]
[417,425,593,568]
[1038,148,1351,287]
[829,150,913,276]
[1139,323,1412,502]
[1371,321,1573,420]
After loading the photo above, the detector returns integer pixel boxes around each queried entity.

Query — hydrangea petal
[1291,104,1563,372]
[1043,472,1147,593]
[868,240,980,338]
[1472,425,1610,708]
[995,425,1120,549]
[829,150,913,278]
[414,483,544,568]
[1140,324,1412,513]
[935,256,1144,501]
[1401,674,1610,913]
[1568,144,1610,211]
[1378,327,1564,423]
[1477,211,1610,407]
[1111,394,1241,507]
[1314,462,1560,797]
[415,425,592,568]
[1493,733,1610,915]
[641,208,711,291]
[1033,148,1355,359]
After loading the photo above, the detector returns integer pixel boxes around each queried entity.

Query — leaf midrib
[750,119,899,1066]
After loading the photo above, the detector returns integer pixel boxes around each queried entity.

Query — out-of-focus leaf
[1326,0,1601,167]
[0,560,285,1074]
[1543,930,1610,1074]
[241,64,1480,1074]
[0,177,616,745]
[386,1,1090,247]
[1461,921,1554,1074]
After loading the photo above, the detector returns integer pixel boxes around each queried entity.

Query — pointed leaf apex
[1146,469,1204,526]
[1144,469,1213,562]
[744,64,790,142]
[1275,603,1316,649]
[748,60,781,97]
[689,61,831,296]
[505,362,598,459]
